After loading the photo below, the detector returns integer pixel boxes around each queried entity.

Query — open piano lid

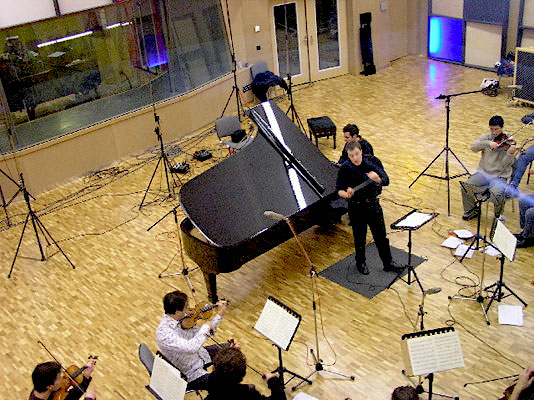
[179,100,339,247]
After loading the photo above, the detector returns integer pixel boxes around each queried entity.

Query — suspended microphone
[424,287,442,295]
[264,210,288,221]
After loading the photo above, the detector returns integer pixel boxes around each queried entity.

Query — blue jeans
[510,144,534,187]
[519,194,534,238]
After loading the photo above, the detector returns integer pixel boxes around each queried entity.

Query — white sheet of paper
[294,393,319,400]
[395,212,434,228]
[149,356,187,400]
[454,229,473,239]
[454,244,474,258]
[483,246,501,257]
[498,305,524,326]
[441,237,465,249]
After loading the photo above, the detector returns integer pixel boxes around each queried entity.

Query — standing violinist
[29,360,96,400]
[461,115,517,220]
[156,290,235,391]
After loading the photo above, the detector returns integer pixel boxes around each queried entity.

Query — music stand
[388,210,438,293]
[459,181,490,252]
[484,220,528,317]
[254,296,311,388]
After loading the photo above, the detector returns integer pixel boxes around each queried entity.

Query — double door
[271,0,348,84]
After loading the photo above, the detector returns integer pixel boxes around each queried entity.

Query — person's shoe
[383,260,404,273]
[505,185,520,199]
[462,210,480,221]
[513,233,525,240]
[516,237,534,248]
[356,263,369,275]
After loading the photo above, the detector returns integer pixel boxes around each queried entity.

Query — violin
[180,301,228,329]
[493,132,516,150]
[52,355,98,400]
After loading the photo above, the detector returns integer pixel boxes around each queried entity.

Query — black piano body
[179,101,342,302]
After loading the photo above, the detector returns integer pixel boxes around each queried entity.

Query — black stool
[307,116,336,149]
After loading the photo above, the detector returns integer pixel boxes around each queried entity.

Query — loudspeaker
[359,12,376,76]
[513,47,534,105]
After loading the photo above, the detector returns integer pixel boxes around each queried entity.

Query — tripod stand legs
[8,210,75,278]
[291,348,355,391]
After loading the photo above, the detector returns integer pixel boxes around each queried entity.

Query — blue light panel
[428,16,463,63]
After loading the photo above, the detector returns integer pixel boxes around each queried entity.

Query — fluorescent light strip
[38,30,93,48]
[262,102,307,210]
[105,21,132,30]
[37,22,131,48]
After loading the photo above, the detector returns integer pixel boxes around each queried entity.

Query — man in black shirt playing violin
[29,359,96,400]
[336,141,403,275]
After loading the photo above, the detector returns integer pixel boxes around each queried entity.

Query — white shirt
[156,313,222,382]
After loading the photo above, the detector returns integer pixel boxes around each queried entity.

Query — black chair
[138,344,203,399]
[215,115,253,155]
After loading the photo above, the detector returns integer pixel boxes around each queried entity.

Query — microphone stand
[138,67,181,210]
[265,212,355,390]
[0,167,35,227]
[8,173,76,278]
[219,0,245,121]
[449,189,491,325]
[409,89,484,216]
[147,204,199,302]
[285,74,306,133]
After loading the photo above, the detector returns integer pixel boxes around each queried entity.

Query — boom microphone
[264,210,288,221]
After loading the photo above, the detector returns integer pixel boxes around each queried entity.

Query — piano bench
[307,116,336,149]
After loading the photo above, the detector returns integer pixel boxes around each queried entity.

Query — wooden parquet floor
[0,56,532,399]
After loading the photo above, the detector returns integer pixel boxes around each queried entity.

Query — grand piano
[180,101,343,302]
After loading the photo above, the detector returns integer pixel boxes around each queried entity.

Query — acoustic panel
[428,16,464,62]
[464,22,502,68]
[431,0,463,19]
[523,0,534,27]
[0,0,56,28]
[514,47,534,105]
[57,0,113,15]
[464,0,510,24]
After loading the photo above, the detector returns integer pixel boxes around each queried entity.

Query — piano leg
[203,272,219,303]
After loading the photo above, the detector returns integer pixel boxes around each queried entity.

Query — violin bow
[37,340,86,393]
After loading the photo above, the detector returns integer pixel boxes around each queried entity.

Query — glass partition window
[315,0,340,70]
[0,0,232,154]
[274,3,301,77]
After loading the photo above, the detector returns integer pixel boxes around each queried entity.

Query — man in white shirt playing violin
[156,290,235,391]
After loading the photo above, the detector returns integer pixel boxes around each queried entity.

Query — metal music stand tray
[388,210,438,293]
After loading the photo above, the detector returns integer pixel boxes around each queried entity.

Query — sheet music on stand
[401,327,464,377]
[391,209,438,230]
[147,355,187,400]
[490,219,517,262]
[254,296,301,351]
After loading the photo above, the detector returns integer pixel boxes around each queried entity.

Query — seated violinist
[30,359,96,400]
[461,116,517,220]
[156,290,235,391]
